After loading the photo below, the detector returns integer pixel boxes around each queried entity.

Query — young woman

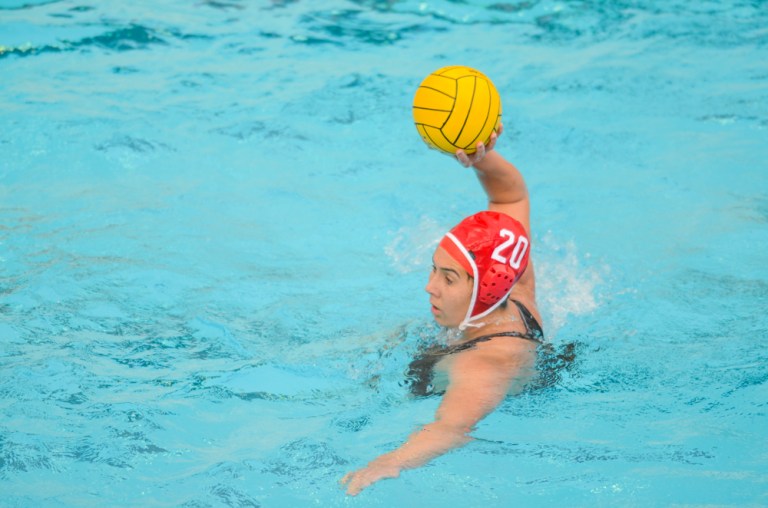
[341,126,543,496]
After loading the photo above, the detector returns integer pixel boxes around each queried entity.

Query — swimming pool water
[2,0,767,506]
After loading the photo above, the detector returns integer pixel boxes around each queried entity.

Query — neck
[460,305,518,341]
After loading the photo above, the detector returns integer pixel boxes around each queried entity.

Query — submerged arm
[341,341,536,496]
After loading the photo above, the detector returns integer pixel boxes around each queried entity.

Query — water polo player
[341,126,544,496]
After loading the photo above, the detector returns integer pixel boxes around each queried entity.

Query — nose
[425,271,438,296]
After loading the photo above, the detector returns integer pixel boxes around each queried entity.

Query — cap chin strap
[458,286,516,331]
[458,319,485,331]
[443,232,513,332]
[445,232,479,330]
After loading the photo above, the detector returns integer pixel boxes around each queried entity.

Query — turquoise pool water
[2,1,767,506]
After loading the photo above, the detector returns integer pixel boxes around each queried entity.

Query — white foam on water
[384,220,606,338]
[384,215,444,274]
[534,231,607,337]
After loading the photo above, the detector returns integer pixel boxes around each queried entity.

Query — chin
[434,316,457,328]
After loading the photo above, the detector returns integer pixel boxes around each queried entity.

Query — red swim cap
[438,211,530,328]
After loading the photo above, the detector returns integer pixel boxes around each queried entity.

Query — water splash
[384,216,444,274]
[536,232,606,336]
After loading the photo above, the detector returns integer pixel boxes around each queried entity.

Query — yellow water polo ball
[412,65,502,155]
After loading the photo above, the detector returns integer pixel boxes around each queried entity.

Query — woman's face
[425,246,473,328]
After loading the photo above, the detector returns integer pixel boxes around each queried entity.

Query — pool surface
[1,0,767,506]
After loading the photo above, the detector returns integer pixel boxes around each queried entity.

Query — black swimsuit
[405,300,544,396]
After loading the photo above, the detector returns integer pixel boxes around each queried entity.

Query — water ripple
[3,1,765,63]
[0,435,57,478]
[0,0,61,9]
[263,438,348,483]
[0,23,214,59]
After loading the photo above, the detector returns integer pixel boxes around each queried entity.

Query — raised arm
[456,126,531,235]
[457,127,536,297]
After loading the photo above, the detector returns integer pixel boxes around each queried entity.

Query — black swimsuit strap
[452,330,542,351]
[405,301,545,396]
[445,300,544,354]
[510,299,544,340]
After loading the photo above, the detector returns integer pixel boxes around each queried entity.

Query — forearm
[340,421,473,495]
[472,151,528,206]
[341,350,531,496]
[370,421,472,472]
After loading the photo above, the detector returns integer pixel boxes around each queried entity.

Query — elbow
[424,420,474,438]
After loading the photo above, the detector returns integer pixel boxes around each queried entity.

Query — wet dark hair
[404,340,582,397]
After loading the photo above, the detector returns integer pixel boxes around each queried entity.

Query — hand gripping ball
[412,65,502,155]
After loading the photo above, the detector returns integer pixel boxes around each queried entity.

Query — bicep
[488,199,531,237]
[471,153,532,234]
[433,351,522,432]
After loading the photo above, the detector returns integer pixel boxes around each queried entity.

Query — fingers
[474,140,486,160]
[455,150,472,168]
[486,131,498,151]
[346,478,366,496]
[340,465,398,496]
[340,470,362,494]
[339,471,367,496]
[455,127,501,167]
[455,144,484,167]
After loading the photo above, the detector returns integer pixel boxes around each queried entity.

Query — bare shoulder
[454,334,537,373]
[446,337,538,398]
[509,274,543,330]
